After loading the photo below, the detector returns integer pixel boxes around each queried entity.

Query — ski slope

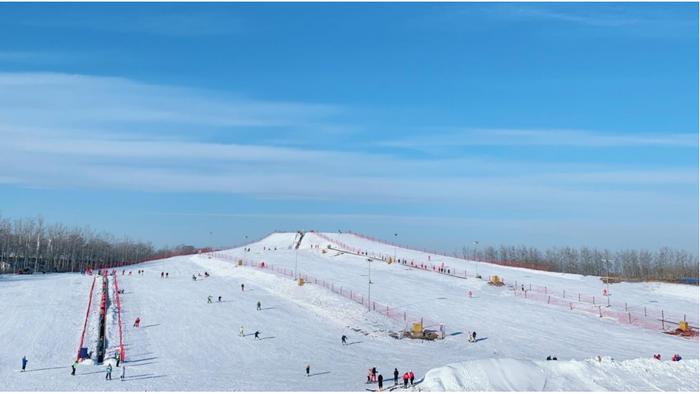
[1,231,698,391]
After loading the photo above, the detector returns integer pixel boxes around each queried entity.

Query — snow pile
[420,358,699,391]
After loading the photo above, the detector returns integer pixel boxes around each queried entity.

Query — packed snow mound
[420,357,699,391]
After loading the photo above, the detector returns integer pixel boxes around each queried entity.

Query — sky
[0,3,697,253]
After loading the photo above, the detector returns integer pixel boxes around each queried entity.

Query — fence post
[593,296,596,305]
[563,290,565,298]
[548,296,550,304]
[530,284,532,291]
[599,306,602,318]
[569,302,573,310]
[373,302,376,311]
[644,307,647,317]
[386,306,389,316]
[661,310,665,330]
[625,302,627,312]
[545,286,547,294]
[404,312,406,322]
[578,293,581,302]
[628,312,631,324]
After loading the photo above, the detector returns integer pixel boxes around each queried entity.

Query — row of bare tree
[0,215,198,274]
[459,244,699,281]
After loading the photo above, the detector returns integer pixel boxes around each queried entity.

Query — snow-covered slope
[421,358,698,391]
[1,231,697,391]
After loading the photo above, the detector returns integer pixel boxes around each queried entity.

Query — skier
[241,283,245,292]
[341,335,347,345]
[257,301,261,311]
[240,326,244,337]
[471,331,477,342]
[166,272,169,278]
[120,365,125,381]
[468,290,472,298]
[71,361,77,376]
[208,296,213,304]
[378,374,384,391]
[306,364,310,377]
[372,367,377,382]
[105,364,112,380]
[393,368,399,386]
[192,274,196,281]
[672,354,682,361]
[653,354,661,360]
[133,317,141,328]
[546,355,552,360]
[21,356,28,372]
[402,372,409,388]
[218,296,222,302]
[254,330,260,339]
[204,272,209,277]
[115,351,120,367]
[409,370,414,386]
[160,272,164,278]
[367,369,372,383]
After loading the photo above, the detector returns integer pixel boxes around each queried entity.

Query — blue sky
[0,3,697,252]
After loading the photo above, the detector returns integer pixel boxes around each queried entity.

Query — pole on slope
[295,247,298,280]
[368,258,372,312]
[473,241,479,277]
[393,233,398,264]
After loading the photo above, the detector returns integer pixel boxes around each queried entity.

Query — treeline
[458,244,699,282]
[0,215,201,274]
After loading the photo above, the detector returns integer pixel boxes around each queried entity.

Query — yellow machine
[489,275,503,285]
[411,322,423,335]
[298,278,305,286]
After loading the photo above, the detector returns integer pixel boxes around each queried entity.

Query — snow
[420,358,699,391]
[0,231,698,391]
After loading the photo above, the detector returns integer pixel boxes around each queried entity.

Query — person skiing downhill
[115,351,120,367]
[133,317,141,327]
[393,368,399,386]
[192,274,196,281]
[240,326,244,337]
[341,335,347,345]
[306,364,310,377]
[160,272,164,278]
[207,296,213,304]
[21,356,27,372]
[218,296,222,302]
[105,364,112,380]
[254,331,260,339]
[241,284,245,292]
[257,301,261,311]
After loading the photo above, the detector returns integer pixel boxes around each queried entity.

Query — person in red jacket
[402,372,409,388]
[409,371,415,386]
[133,317,140,328]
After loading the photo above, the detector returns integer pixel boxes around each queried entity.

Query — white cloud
[0,72,695,215]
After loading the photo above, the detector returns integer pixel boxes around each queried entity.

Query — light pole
[393,233,398,263]
[243,235,248,263]
[473,241,480,278]
[367,258,372,312]
[601,258,612,306]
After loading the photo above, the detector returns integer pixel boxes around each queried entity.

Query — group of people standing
[368,367,414,391]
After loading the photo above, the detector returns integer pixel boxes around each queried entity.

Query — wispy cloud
[16,8,245,37]
[0,72,695,213]
[379,128,697,149]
